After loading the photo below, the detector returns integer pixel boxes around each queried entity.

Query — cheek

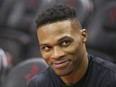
[65,43,79,54]
[41,51,51,64]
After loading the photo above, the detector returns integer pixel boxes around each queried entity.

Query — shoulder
[89,55,116,73]
[27,68,52,87]
[88,55,116,86]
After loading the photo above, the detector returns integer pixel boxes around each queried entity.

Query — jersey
[27,55,116,87]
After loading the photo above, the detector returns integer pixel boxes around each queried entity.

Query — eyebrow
[58,36,73,42]
[39,43,49,47]
[39,36,73,46]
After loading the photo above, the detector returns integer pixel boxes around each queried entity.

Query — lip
[52,61,70,69]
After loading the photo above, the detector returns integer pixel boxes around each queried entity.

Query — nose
[51,46,65,59]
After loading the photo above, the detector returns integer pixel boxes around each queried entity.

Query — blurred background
[0,0,116,87]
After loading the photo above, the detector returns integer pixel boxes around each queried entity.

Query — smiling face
[37,20,87,76]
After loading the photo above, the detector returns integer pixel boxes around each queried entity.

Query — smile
[52,61,70,69]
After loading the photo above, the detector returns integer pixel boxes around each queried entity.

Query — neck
[61,53,88,86]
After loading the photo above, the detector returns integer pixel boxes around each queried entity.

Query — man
[28,4,116,87]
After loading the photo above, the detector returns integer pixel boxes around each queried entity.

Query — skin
[37,19,88,86]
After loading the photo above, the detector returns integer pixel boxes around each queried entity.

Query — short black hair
[36,4,77,29]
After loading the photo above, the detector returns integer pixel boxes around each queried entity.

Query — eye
[41,46,51,52]
[61,40,72,47]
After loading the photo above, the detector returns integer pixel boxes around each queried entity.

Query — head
[36,4,88,77]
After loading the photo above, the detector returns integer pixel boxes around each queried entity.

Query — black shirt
[28,55,116,87]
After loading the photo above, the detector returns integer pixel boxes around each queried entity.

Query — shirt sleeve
[110,73,116,87]
[100,71,116,87]
[27,72,52,87]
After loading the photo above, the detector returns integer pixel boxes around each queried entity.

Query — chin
[53,68,73,76]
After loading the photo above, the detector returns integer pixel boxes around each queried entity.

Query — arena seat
[64,0,93,26]
[86,1,116,63]
[0,48,8,86]
[1,58,48,87]
[92,0,115,10]
[87,48,114,63]
[0,29,31,65]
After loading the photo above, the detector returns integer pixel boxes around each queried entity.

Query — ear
[80,29,87,42]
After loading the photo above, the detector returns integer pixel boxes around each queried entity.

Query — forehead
[37,20,79,43]
[38,20,72,32]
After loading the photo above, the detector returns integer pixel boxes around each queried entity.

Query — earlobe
[81,29,87,42]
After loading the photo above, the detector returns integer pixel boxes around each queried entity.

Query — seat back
[0,48,8,86]
[1,58,48,87]
[86,1,116,63]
